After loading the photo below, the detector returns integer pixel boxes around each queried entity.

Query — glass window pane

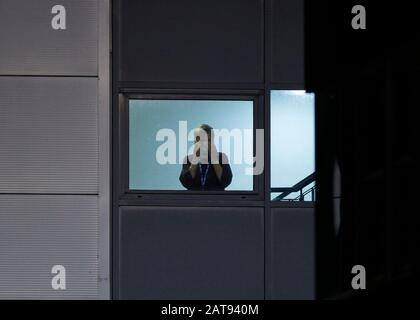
[129,99,254,191]
[270,90,315,201]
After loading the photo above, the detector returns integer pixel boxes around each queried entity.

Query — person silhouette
[179,124,232,191]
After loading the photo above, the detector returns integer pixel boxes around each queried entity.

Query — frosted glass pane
[270,90,315,197]
[129,99,254,191]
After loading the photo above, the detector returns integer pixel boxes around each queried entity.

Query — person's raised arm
[179,143,200,189]
[179,156,195,189]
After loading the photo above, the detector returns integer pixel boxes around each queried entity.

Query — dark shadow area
[306,0,419,299]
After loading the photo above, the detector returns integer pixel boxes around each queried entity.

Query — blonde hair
[195,123,214,142]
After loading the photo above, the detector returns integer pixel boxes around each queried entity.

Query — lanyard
[199,163,210,190]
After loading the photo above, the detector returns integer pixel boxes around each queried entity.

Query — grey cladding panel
[270,207,315,300]
[0,0,98,76]
[0,195,99,299]
[118,206,264,300]
[271,0,304,86]
[0,77,98,194]
[118,0,264,83]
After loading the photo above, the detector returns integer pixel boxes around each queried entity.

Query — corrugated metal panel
[0,77,98,194]
[0,0,98,76]
[0,195,99,299]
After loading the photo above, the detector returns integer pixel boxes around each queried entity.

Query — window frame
[116,90,265,202]
[268,89,316,205]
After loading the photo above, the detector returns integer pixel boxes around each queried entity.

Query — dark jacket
[179,152,233,190]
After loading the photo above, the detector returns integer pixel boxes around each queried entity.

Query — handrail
[292,185,316,201]
[271,172,316,201]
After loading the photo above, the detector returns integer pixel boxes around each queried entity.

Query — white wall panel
[0,195,99,299]
[0,0,110,299]
[0,77,98,194]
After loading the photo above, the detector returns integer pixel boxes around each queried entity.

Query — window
[128,97,256,192]
[270,90,315,201]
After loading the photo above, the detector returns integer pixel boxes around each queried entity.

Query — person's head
[194,124,214,145]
